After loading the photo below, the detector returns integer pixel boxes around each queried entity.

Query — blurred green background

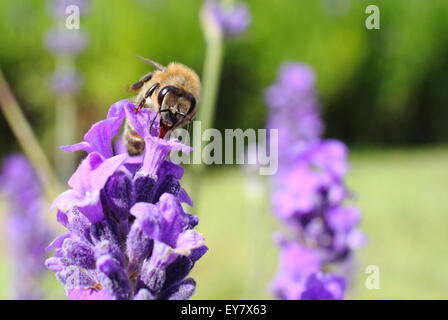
[1,0,448,299]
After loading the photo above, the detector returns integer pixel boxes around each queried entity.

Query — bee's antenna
[137,56,167,72]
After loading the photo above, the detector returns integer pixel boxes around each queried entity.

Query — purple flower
[45,0,90,96]
[45,29,88,55]
[265,63,323,150]
[267,62,364,300]
[205,0,251,37]
[272,239,344,300]
[46,100,206,300]
[49,69,82,94]
[273,139,364,262]
[0,155,52,299]
[300,272,345,300]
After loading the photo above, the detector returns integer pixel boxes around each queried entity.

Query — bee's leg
[149,109,161,134]
[129,73,153,91]
[134,82,160,112]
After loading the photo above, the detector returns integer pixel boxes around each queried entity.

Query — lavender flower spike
[0,154,52,299]
[46,100,206,300]
[266,63,365,300]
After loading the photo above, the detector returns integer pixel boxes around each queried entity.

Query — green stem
[0,69,62,202]
[199,10,224,135]
[190,5,225,208]
[54,55,77,181]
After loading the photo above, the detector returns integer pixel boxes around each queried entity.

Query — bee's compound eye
[178,104,188,115]
[158,86,182,106]
[158,87,171,106]
[184,93,196,115]
[177,97,190,115]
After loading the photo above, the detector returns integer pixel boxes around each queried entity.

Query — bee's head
[157,86,197,131]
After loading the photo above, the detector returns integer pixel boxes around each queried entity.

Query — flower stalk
[45,0,90,180]
[191,0,251,206]
[0,69,61,202]
[190,3,225,204]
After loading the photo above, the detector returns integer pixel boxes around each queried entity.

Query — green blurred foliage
[1,0,448,157]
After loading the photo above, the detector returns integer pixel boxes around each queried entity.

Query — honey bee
[124,56,201,155]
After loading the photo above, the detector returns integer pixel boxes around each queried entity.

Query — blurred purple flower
[301,272,345,300]
[0,155,52,299]
[266,62,365,300]
[272,239,345,300]
[45,29,88,55]
[205,0,251,37]
[272,137,365,263]
[265,63,323,150]
[46,100,206,300]
[45,0,90,97]
[49,69,82,94]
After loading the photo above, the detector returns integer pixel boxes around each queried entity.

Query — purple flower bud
[164,256,194,288]
[133,175,156,203]
[94,240,126,268]
[45,29,88,55]
[49,69,82,94]
[59,266,95,289]
[102,170,134,221]
[162,278,196,300]
[97,255,131,300]
[126,220,153,273]
[134,288,155,300]
[140,261,166,294]
[63,238,96,269]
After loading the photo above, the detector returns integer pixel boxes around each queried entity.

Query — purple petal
[130,202,161,240]
[326,206,361,232]
[62,117,123,158]
[51,189,83,213]
[157,193,191,246]
[175,230,205,255]
[68,288,114,300]
[140,136,191,177]
[61,141,93,154]
[107,99,130,119]
[56,209,69,227]
[45,257,63,272]
[68,152,126,193]
[300,272,346,300]
[124,101,159,138]
[47,233,71,251]
[178,188,194,207]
